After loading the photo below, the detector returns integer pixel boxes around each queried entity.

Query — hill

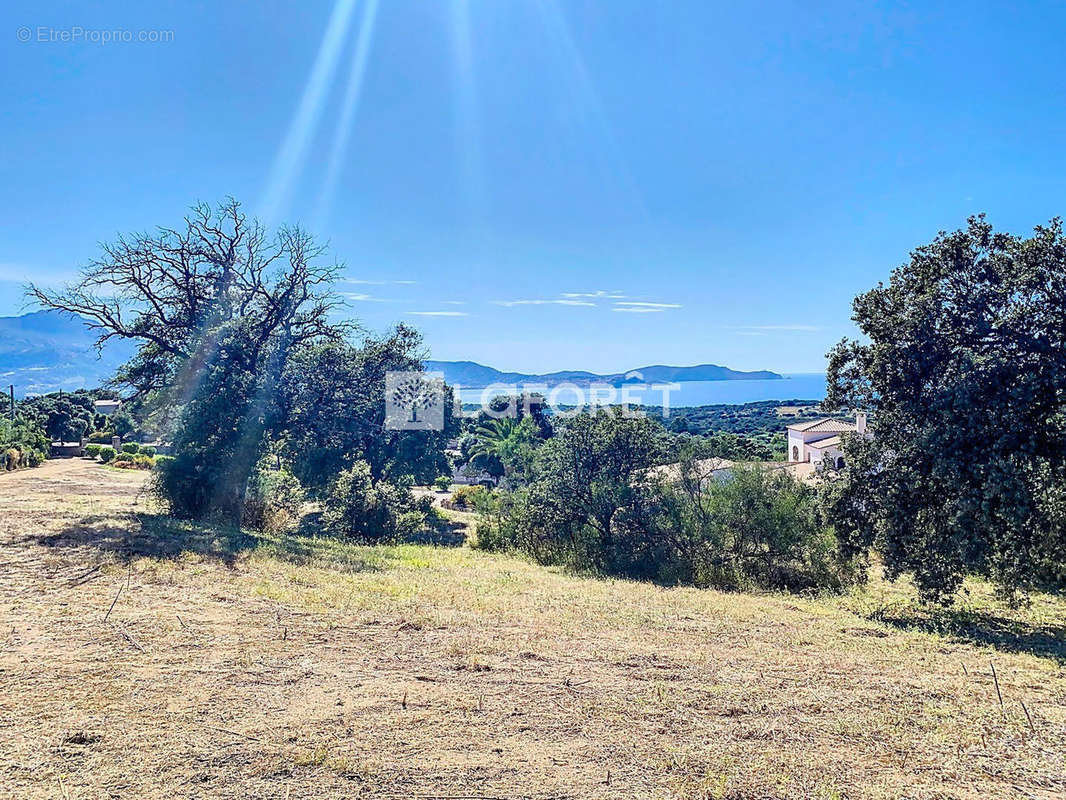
[0,310,133,396]
[425,359,781,387]
[0,310,782,396]
[3,459,1062,799]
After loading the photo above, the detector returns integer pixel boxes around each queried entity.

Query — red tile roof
[786,418,856,433]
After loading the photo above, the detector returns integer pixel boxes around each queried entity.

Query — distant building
[94,399,121,416]
[786,413,868,469]
[643,457,735,486]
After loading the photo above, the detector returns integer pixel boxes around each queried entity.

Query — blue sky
[3,0,1066,373]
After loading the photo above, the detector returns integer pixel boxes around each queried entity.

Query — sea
[457,373,827,409]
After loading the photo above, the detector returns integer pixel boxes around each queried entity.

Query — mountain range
[0,310,133,396]
[424,360,781,387]
[0,310,781,396]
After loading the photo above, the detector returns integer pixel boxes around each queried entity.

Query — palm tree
[467,416,538,482]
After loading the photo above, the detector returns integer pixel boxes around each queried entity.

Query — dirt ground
[1,459,1064,799]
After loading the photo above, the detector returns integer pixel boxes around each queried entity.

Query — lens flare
[449,0,488,223]
[260,0,359,225]
[314,0,381,229]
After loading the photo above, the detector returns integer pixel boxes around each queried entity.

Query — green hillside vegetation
[27,201,1066,607]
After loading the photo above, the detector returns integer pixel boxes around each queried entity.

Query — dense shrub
[112,453,155,470]
[320,460,430,542]
[0,417,49,471]
[450,484,488,509]
[139,445,156,457]
[242,463,306,532]
[472,489,523,551]
[646,466,861,592]
[479,450,859,594]
[88,431,114,444]
[121,443,140,454]
[84,443,102,459]
[433,475,451,491]
[98,446,117,463]
[153,454,174,468]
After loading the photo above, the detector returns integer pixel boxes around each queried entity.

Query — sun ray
[449,0,488,224]
[535,0,646,217]
[313,0,381,230]
[260,0,359,225]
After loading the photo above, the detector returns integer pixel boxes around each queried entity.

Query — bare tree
[29,198,345,400]
[30,198,348,519]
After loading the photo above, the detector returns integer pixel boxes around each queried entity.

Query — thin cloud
[1,262,76,285]
[408,311,469,317]
[561,290,626,299]
[614,301,682,309]
[612,306,669,313]
[493,299,596,307]
[340,292,392,302]
[440,300,466,305]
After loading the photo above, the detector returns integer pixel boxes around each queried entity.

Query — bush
[88,430,113,444]
[84,443,102,459]
[242,463,306,532]
[472,489,522,551]
[139,445,156,457]
[320,460,426,542]
[450,485,483,509]
[25,448,45,467]
[4,448,20,471]
[645,466,861,592]
[452,485,497,515]
[153,454,174,468]
[433,475,452,491]
[113,453,155,470]
[98,446,116,463]
[490,456,860,593]
[121,443,140,454]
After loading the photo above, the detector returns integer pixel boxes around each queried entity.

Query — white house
[786,413,867,469]
[94,399,121,416]
[643,457,735,486]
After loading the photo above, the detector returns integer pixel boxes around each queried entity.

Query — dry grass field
[1,459,1064,799]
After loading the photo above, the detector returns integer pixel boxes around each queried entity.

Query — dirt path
[1,460,1064,799]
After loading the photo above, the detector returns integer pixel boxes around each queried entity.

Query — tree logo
[385,371,446,430]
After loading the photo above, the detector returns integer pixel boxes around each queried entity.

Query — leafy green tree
[278,327,455,493]
[19,392,94,443]
[669,430,773,462]
[520,409,667,567]
[0,415,49,463]
[484,393,552,438]
[826,216,1066,601]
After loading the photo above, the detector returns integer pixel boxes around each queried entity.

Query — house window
[792,445,799,461]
